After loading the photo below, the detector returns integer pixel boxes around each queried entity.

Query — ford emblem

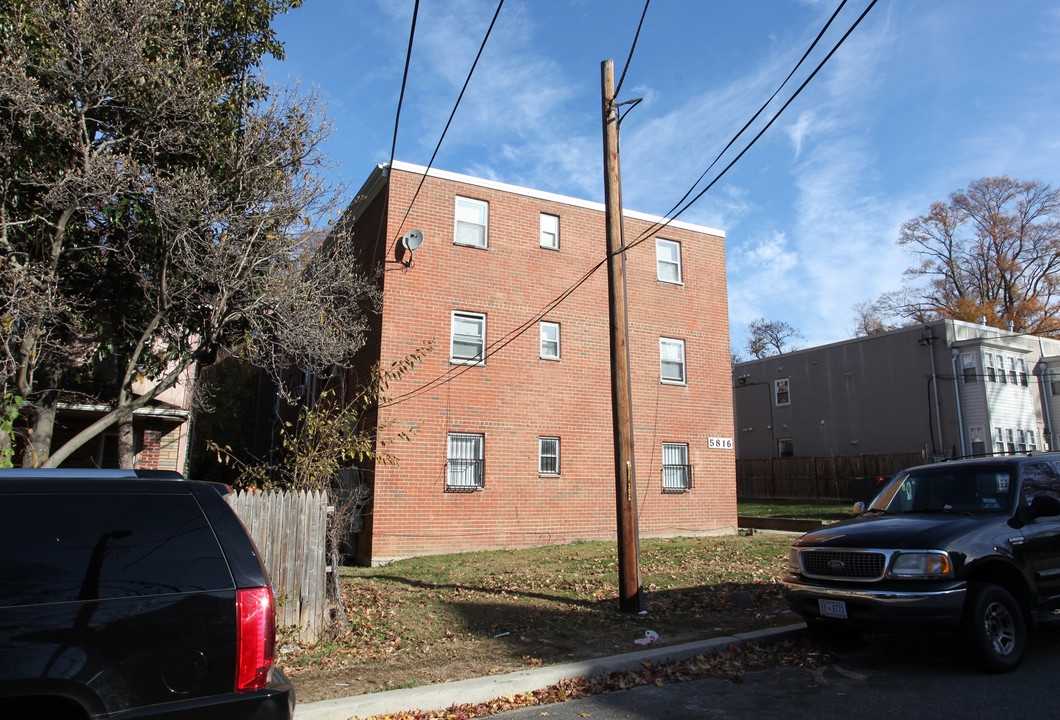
[828,560,846,571]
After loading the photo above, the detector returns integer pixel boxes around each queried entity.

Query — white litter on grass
[634,630,659,646]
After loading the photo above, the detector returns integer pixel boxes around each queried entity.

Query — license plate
[818,599,848,619]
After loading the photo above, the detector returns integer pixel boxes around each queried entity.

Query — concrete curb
[295,623,807,720]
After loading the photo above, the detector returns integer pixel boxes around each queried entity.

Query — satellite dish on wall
[401,229,424,251]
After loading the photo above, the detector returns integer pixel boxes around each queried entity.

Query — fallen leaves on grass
[351,638,834,720]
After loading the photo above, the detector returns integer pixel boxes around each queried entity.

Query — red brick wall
[361,165,735,563]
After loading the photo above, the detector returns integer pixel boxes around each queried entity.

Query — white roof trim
[390,160,725,238]
[57,403,191,420]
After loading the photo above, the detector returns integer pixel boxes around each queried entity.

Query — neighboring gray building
[733,319,1060,462]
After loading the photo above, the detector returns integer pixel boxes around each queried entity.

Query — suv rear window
[1,493,234,606]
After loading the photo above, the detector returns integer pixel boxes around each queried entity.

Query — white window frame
[985,353,997,382]
[656,239,683,284]
[1018,358,1029,387]
[662,442,691,491]
[774,378,791,406]
[539,213,559,250]
[1008,357,1018,385]
[659,338,686,384]
[538,436,561,475]
[1017,429,1027,453]
[961,352,978,383]
[539,321,560,360]
[450,311,486,365]
[995,427,1005,452]
[447,432,484,489]
[454,196,489,248]
[1006,428,1016,454]
[777,437,794,457]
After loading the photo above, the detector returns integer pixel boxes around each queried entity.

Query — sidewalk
[295,623,807,720]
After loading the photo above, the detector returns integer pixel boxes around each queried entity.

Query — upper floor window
[961,353,978,383]
[774,378,791,406]
[455,196,489,248]
[659,338,686,384]
[656,239,682,284]
[985,353,997,382]
[540,321,560,360]
[1018,358,1029,387]
[540,213,559,250]
[969,426,986,456]
[451,311,486,364]
[1008,357,1018,385]
[539,437,560,475]
[662,442,692,492]
[447,433,484,490]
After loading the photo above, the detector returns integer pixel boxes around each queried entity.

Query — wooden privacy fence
[736,453,926,502]
[226,489,328,643]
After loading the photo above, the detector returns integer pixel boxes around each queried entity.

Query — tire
[962,582,1026,673]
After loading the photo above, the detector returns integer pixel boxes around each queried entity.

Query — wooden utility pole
[600,58,643,613]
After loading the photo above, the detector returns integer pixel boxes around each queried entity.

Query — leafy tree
[850,299,900,337]
[890,176,1060,334]
[745,318,803,358]
[1,0,378,467]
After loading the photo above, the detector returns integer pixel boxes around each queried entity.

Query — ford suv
[0,469,294,718]
[783,453,1060,672]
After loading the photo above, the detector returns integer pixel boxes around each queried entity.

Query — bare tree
[745,318,803,358]
[896,176,1060,334]
[0,0,378,467]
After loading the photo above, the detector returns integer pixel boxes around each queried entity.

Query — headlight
[788,548,801,572]
[888,551,952,578]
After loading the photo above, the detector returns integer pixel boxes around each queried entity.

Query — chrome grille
[800,549,887,581]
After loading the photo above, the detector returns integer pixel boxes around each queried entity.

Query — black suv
[784,453,1060,672]
[0,469,294,718]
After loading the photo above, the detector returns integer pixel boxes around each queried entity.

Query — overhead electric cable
[614,0,651,98]
[630,0,849,246]
[371,0,421,265]
[389,0,506,253]
[380,0,878,407]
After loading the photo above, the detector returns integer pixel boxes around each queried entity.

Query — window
[662,443,692,491]
[451,311,486,364]
[539,213,559,249]
[1053,376,1060,396]
[995,427,1005,452]
[1028,429,1038,451]
[777,438,794,457]
[540,321,560,360]
[1022,462,1060,503]
[774,378,791,406]
[961,353,978,383]
[998,354,1008,384]
[1006,428,1016,454]
[656,239,682,283]
[454,196,489,248]
[1008,357,1018,385]
[970,426,986,456]
[1017,429,1027,453]
[1018,358,1029,387]
[659,338,686,384]
[985,353,997,382]
[539,437,560,475]
[447,433,484,489]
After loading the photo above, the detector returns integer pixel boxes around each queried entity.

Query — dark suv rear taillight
[235,586,276,692]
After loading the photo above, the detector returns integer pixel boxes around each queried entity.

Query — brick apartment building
[333,161,735,564]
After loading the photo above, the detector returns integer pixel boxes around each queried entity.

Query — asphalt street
[493,626,1060,720]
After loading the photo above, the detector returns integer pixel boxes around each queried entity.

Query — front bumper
[783,574,967,631]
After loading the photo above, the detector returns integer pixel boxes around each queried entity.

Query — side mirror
[852,501,867,516]
[1029,494,1060,520]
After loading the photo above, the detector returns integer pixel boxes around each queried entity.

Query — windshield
[868,464,1015,515]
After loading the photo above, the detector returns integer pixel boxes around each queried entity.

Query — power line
[628,0,851,248]
[372,0,421,266]
[614,0,651,98]
[388,0,506,255]
[380,0,879,408]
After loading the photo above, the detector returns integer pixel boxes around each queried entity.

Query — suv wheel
[962,582,1026,673]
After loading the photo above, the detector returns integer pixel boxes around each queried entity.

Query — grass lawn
[738,499,854,522]
[280,533,803,704]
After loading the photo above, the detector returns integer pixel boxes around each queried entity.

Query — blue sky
[264,0,1060,357]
